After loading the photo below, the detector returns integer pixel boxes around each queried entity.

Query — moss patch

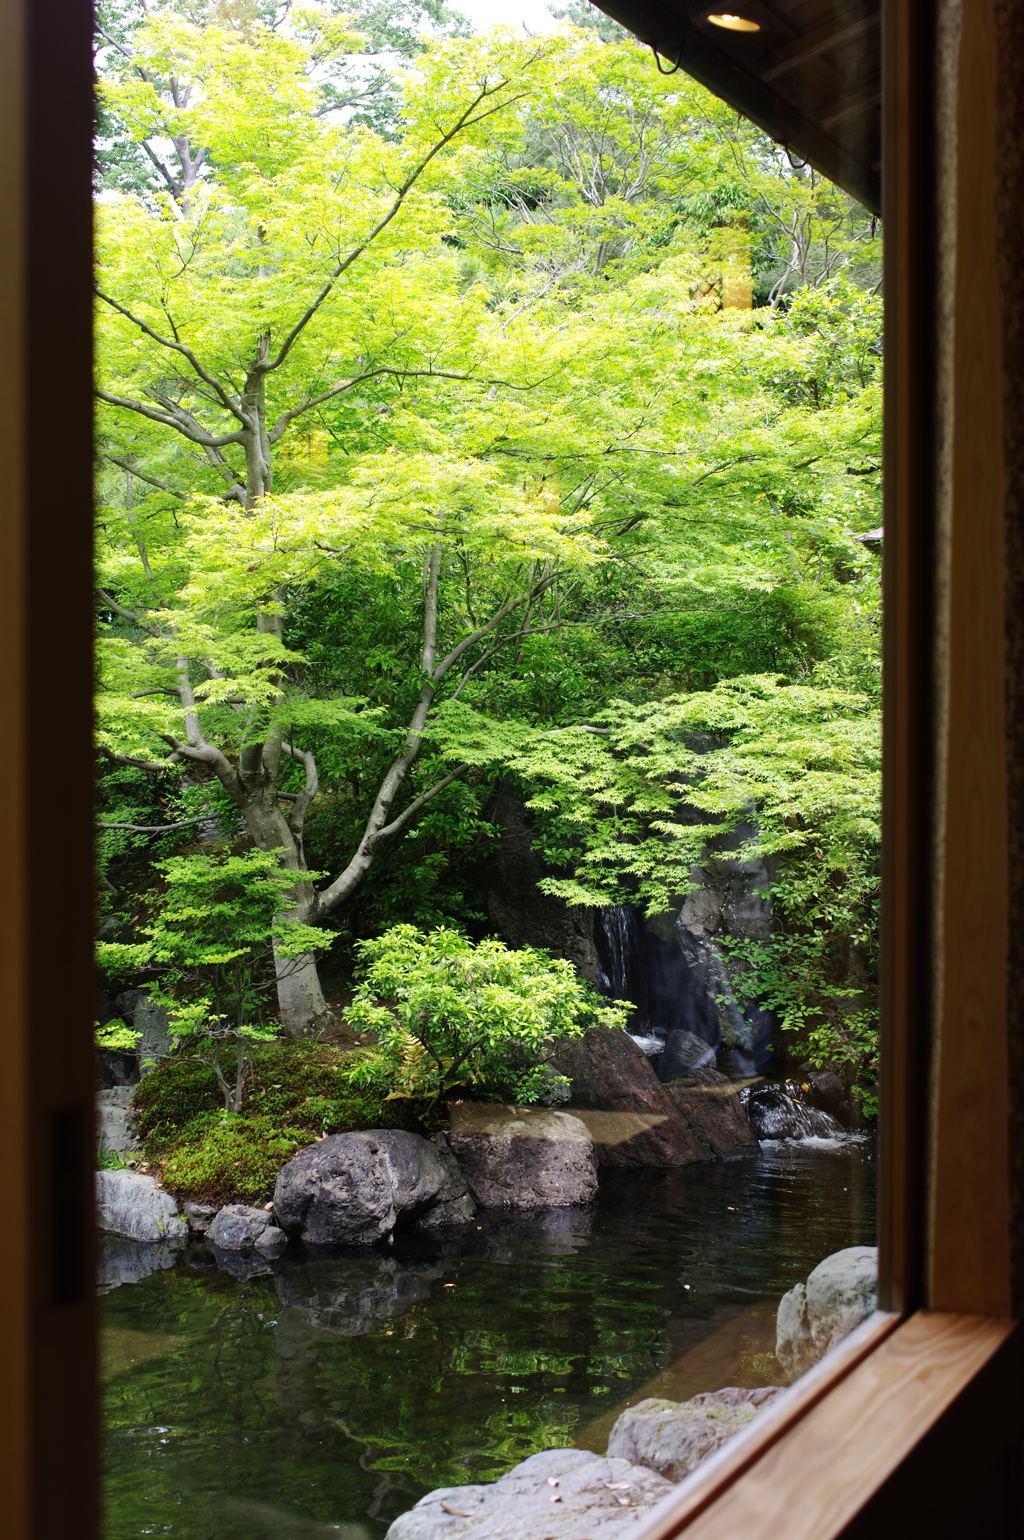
[135,1040,425,1204]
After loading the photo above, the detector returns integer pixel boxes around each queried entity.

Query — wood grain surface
[629,1311,1015,1540]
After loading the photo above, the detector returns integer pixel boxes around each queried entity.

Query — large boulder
[607,1386,784,1482]
[447,1105,598,1208]
[664,1069,760,1158]
[209,1203,287,1257]
[115,988,172,1074]
[97,1169,188,1243]
[273,1129,474,1246]
[776,1245,878,1382]
[549,1028,714,1168]
[385,1447,672,1540]
[97,1087,139,1155]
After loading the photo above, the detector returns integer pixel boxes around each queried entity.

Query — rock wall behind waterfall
[479,793,773,1079]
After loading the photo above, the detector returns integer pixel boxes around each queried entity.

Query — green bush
[344,925,632,1106]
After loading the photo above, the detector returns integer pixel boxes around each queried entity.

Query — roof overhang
[587,1,882,214]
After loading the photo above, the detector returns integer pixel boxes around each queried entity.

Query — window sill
[631,1310,1018,1540]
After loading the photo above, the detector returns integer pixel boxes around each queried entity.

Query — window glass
[94,4,881,1536]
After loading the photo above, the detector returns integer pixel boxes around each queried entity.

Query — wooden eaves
[588,0,882,214]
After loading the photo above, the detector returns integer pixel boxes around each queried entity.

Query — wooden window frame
[1,3,1021,1537]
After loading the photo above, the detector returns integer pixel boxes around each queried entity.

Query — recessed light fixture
[706,12,761,31]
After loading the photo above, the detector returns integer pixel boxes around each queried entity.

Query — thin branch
[96,289,245,420]
[98,815,214,833]
[104,453,187,500]
[376,765,467,841]
[96,586,166,640]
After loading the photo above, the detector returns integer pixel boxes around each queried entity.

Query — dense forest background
[94,0,882,1101]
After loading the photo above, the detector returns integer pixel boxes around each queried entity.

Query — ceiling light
[706,13,761,31]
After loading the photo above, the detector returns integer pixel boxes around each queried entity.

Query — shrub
[343,925,632,1107]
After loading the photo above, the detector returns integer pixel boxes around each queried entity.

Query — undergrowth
[133,1041,424,1204]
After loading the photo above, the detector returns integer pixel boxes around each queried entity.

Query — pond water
[102,1137,875,1540]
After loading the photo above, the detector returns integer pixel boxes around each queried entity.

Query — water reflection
[103,1143,874,1540]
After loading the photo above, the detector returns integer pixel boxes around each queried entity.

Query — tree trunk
[241,789,333,1038]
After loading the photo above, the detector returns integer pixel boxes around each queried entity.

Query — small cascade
[741,1082,846,1141]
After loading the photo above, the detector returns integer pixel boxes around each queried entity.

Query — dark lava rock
[549,1027,713,1168]
[742,1083,844,1141]
[273,1129,474,1246]
[804,1070,845,1117]
[659,1028,717,1079]
[664,1068,760,1158]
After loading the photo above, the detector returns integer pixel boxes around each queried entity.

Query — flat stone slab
[447,1106,598,1208]
[385,1447,673,1539]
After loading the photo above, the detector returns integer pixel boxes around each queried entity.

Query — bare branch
[376,765,467,840]
[104,453,187,500]
[98,815,213,833]
[96,288,245,420]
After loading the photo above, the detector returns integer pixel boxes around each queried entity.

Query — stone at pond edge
[742,1083,845,1141]
[607,1386,785,1483]
[663,1069,760,1158]
[447,1105,598,1208]
[98,1233,183,1293]
[208,1203,287,1256]
[385,1447,672,1540]
[183,1201,218,1234]
[549,1027,714,1167]
[97,1169,188,1243]
[776,1245,878,1382]
[273,1129,475,1246]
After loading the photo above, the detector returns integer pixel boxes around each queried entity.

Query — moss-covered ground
[132,1042,424,1205]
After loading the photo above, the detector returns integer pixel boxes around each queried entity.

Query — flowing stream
[102,1138,874,1540]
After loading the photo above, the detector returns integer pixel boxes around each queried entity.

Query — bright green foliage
[344,924,632,1104]
[136,848,333,1110]
[158,1113,311,1204]
[94,6,883,1089]
[95,1019,141,1052]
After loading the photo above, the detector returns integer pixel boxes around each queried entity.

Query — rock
[447,1105,598,1208]
[548,1028,714,1168]
[608,1386,784,1482]
[664,1068,760,1158]
[273,1129,473,1246]
[804,1070,845,1118]
[115,987,172,1074]
[97,1086,139,1154]
[275,1254,443,1335]
[385,1447,672,1540]
[477,789,601,982]
[97,1169,188,1243]
[98,1234,183,1293]
[413,1195,477,1231]
[659,1029,717,1079]
[776,1245,878,1382]
[183,1201,218,1234]
[208,1203,286,1256]
[742,1083,844,1141]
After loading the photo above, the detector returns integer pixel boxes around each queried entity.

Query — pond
[102,1137,875,1540]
